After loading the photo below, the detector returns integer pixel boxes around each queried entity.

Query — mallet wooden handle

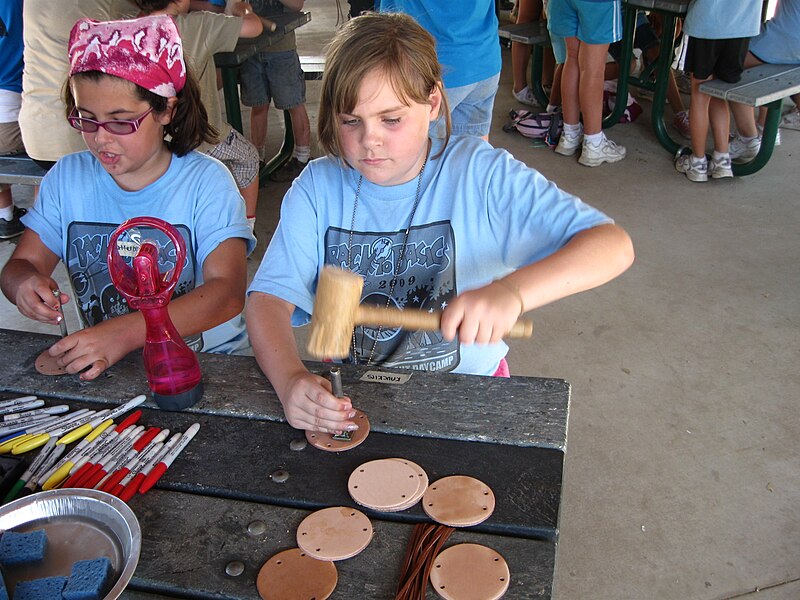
[356,305,533,338]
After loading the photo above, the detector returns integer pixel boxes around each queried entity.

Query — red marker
[78,426,144,488]
[120,433,181,501]
[139,423,199,494]
[109,441,165,498]
[100,429,168,493]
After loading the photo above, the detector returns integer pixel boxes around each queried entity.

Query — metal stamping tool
[329,367,351,441]
[53,289,68,338]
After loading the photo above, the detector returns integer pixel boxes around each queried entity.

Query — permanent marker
[100,429,168,493]
[121,433,181,501]
[3,405,69,421]
[24,443,67,494]
[1,438,58,504]
[108,441,165,497]
[0,396,37,409]
[11,409,103,454]
[0,399,44,417]
[140,423,200,494]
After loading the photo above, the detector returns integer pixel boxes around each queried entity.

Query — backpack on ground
[503,109,563,146]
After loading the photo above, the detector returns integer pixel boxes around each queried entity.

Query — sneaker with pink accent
[673,110,690,140]
[675,154,708,182]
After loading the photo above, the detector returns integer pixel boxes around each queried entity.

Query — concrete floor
[2,2,798,598]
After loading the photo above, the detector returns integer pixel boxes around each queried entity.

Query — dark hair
[318,12,451,160]
[64,69,217,156]
[132,0,173,12]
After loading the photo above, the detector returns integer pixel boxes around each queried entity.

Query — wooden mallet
[307,266,533,359]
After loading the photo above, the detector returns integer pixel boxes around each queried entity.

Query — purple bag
[503,109,563,146]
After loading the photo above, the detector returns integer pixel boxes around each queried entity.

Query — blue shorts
[440,73,500,137]
[548,0,622,45]
[239,50,306,110]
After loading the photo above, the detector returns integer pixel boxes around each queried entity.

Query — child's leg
[561,37,581,126]
[511,0,543,94]
[287,104,311,154]
[577,41,609,135]
[250,104,269,160]
[689,75,711,158]
[709,96,730,153]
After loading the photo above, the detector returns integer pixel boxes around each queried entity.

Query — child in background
[0,16,255,380]
[0,0,26,239]
[246,13,634,433]
[134,0,264,235]
[240,0,312,182]
[674,1,761,182]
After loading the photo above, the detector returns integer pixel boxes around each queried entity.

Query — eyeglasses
[67,107,155,135]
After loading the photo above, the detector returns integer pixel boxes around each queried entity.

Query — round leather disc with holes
[423,475,496,527]
[296,506,373,561]
[305,409,370,452]
[348,458,421,511]
[256,548,338,600]
[429,543,510,600]
[35,349,67,375]
[382,458,428,512]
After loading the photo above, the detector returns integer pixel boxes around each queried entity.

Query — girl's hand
[14,275,69,325]
[280,371,358,433]
[440,280,524,345]
[48,319,136,381]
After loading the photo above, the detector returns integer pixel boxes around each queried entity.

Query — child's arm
[227,2,265,37]
[441,223,634,344]
[276,0,304,13]
[246,291,357,433]
[0,230,69,325]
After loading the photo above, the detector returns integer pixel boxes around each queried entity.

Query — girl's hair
[318,12,451,160]
[132,0,173,12]
[64,68,217,157]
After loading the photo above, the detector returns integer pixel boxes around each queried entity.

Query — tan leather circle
[348,458,421,511]
[429,543,510,600]
[35,348,67,376]
[422,475,495,527]
[256,547,338,600]
[385,458,429,512]
[306,409,370,452]
[296,506,373,561]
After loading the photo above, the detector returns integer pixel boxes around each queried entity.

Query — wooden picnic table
[0,328,569,599]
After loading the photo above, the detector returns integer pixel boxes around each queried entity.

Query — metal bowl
[0,488,141,599]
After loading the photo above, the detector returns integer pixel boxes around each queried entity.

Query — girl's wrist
[493,278,525,316]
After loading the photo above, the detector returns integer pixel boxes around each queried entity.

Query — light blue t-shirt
[684,0,762,40]
[22,150,256,355]
[376,0,502,88]
[248,135,612,376]
[749,0,800,64]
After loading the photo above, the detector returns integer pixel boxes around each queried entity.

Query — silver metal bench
[0,156,47,187]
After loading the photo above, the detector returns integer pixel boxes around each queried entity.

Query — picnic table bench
[0,155,47,187]
[499,21,552,108]
[699,64,800,175]
[0,327,569,599]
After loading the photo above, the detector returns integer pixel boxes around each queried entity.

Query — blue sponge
[62,557,114,600]
[12,576,67,600]
[0,529,47,566]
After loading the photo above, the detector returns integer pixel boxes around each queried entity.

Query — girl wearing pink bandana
[0,15,256,380]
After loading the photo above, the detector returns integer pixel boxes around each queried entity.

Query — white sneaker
[675,154,708,182]
[780,107,800,131]
[729,134,760,163]
[513,86,539,108]
[554,127,583,156]
[578,135,626,167]
[709,154,733,179]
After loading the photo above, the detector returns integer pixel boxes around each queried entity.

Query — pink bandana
[68,15,186,97]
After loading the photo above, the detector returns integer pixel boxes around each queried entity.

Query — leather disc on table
[305,409,370,452]
[380,458,429,512]
[429,543,510,600]
[348,458,422,512]
[35,348,67,375]
[296,506,373,561]
[256,547,338,600]
[422,475,496,527]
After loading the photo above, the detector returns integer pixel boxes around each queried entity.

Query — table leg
[220,67,243,135]
[732,99,781,176]
[602,5,636,129]
[260,110,294,186]
[530,45,550,108]
[649,15,681,154]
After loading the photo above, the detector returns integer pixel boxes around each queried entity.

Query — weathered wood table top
[0,328,570,599]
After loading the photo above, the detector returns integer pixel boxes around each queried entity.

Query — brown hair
[64,68,217,157]
[318,12,451,160]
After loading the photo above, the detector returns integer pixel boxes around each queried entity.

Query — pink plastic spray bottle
[107,216,203,410]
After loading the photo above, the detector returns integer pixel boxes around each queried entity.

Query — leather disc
[306,409,370,452]
[348,458,421,511]
[256,547,337,600]
[422,475,496,527]
[35,348,67,375]
[429,543,510,600]
[296,506,373,561]
[383,458,429,512]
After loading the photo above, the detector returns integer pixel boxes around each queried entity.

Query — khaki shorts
[0,121,25,156]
